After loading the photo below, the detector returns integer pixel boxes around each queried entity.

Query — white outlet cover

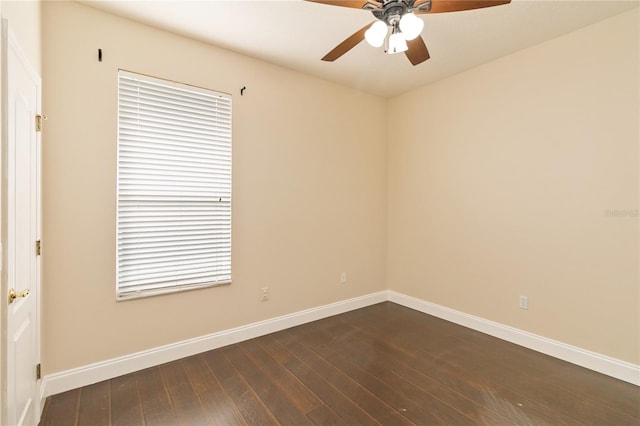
[519,296,528,310]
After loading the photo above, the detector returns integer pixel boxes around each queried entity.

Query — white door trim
[0,19,42,425]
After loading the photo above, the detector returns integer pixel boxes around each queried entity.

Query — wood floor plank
[202,347,279,426]
[544,362,640,417]
[313,347,444,424]
[39,388,81,426]
[342,310,583,425]
[298,320,478,425]
[306,404,348,425]
[413,332,640,425]
[274,330,415,426]
[160,360,210,425]
[110,373,144,426]
[241,337,323,414]
[135,366,178,425]
[223,343,314,425]
[281,351,382,425]
[454,330,640,420]
[39,302,640,426]
[77,380,110,426]
[182,354,247,426]
[341,335,513,425]
[256,333,295,364]
[296,330,447,424]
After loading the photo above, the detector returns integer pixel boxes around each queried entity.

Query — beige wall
[41,1,387,374]
[388,9,639,364]
[0,0,40,74]
[42,1,639,376]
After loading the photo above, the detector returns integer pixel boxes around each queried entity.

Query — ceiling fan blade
[305,0,381,10]
[405,35,430,65]
[415,0,510,14]
[322,23,372,62]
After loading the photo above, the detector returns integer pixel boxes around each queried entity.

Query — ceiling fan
[306,0,511,65]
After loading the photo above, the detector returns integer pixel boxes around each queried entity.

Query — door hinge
[36,363,41,380]
[35,240,41,256]
[35,114,47,132]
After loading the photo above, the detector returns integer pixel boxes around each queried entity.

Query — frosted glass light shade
[399,13,424,40]
[365,21,387,47]
[387,31,408,54]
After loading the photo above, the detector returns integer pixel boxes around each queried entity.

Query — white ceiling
[80,0,639,97]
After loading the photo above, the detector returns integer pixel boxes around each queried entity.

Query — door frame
[0,18,42,425]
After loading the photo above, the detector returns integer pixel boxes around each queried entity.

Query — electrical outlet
[340,272,347,284]
[261,287,269,302]
[519,295,528,310]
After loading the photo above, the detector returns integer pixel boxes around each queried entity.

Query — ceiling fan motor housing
[371,0,431,24]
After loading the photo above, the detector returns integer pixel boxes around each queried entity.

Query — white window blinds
[117,70,232,300]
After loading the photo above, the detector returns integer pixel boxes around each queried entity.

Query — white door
[2,22,41,426]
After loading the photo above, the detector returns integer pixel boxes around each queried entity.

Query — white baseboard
[40,288,638,408]
[388,290,640,386]
[39,291,388,402]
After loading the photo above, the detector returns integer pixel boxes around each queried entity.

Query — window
[116,70,232,300]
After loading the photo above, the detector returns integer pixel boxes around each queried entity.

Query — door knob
[8,288,30,304]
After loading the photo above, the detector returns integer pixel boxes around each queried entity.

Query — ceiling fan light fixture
[365,20,387,47]
[387,30,408,54]
[399,12,424,41]
[309,0,511,65]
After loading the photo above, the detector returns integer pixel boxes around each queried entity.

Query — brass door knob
[8,288,30,304]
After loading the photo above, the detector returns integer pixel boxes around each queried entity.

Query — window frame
[116,69,232,300]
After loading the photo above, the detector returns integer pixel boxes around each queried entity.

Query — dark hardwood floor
[40,302,640,425]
